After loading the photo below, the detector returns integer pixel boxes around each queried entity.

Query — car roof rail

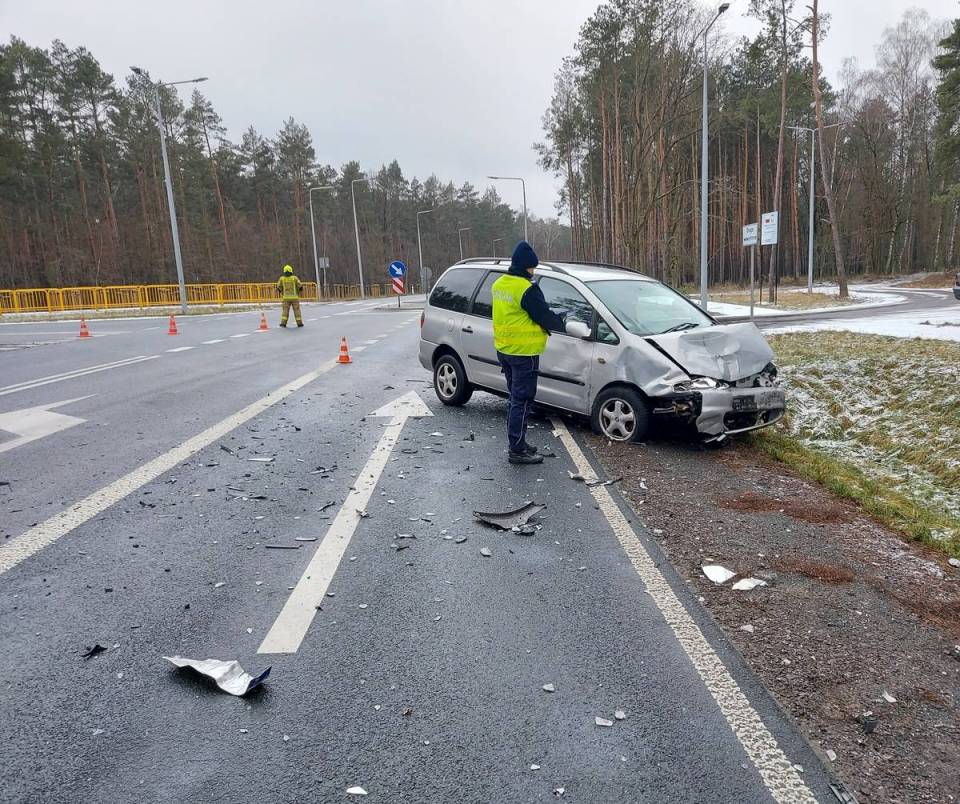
[453,257,507,266]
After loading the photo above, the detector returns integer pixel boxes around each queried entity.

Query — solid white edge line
[0,355,153,393]
[230,333,251,338]
[0,362,336,576]
[0,356,159,398]
[258,416,406,654]
[550,417,816,804]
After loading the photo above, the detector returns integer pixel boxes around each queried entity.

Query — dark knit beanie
[511,240,539,270]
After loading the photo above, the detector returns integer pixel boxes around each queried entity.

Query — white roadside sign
[742,223,758,247]
[761,212,779,245]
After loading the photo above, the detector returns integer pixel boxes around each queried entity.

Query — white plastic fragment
[162,656,270,696]
[731,577,767,591]
[553,787,565,797]
[614,710,626,720]
[701,564,735,585]
[346,787,368,796]
[542,683,556,693]
[739,624,755,634]
[949,557,960,568]
[595,717,614,727]
[881,690,897,704]
[825,749,837,762]
[530,763,541,771]
[479,547,492,557]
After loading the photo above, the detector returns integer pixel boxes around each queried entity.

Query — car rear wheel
[591,387,649,443]
[433,353,473,406]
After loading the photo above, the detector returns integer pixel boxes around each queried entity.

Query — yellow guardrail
[0,281,416,314]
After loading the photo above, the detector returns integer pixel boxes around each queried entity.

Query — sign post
[389,260,406,307]
[760,212,779,307]
[742,223,758,320]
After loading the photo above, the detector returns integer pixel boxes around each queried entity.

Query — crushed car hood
[646,322,774,381]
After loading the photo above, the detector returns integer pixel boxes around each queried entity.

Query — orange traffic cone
[167,315,179,335]
[337,336,352,364]
[78,317,91,338]
[259,312,269,331]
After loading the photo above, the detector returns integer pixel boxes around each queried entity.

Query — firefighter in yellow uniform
[277,264,304,327]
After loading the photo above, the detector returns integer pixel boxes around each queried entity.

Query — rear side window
[429,268,484,313]
[470,271,502,318]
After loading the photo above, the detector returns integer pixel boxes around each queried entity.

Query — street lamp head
[130,66,144,76]
[192,77,208,83]
[718,3,730,12]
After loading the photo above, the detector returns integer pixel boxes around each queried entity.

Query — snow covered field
[767,306,960,342]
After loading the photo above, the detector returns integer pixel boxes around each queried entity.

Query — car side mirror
[565,319,591,339]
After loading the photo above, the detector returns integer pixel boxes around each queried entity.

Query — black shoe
[280,322,287,328]
[523,444,538,456]
[297,322,304,328]
[508,450,544,465]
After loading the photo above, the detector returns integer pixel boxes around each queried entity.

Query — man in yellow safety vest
[491,241,567,465]
[276,264,304,327]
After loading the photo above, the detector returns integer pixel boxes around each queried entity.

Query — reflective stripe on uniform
[491,274,547,356]
[278,275,301,300]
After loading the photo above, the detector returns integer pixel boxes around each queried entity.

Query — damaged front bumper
[651,382,785,439]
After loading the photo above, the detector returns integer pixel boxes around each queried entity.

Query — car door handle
[461,326,474,333]
[597,356,607,364]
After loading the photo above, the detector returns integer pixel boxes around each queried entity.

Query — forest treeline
[0,39,563,290]
[3,0,960,292]
[537,0,960,290]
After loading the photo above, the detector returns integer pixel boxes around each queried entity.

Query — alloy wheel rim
[437,363,457,398]
[600,398,636,440]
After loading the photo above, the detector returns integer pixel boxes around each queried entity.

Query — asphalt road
[1,300,837,803]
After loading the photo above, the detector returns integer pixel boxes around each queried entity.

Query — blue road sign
[389,260,407,278]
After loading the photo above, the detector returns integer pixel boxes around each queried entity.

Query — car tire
[591,387,650,443]
[433,353,473,406]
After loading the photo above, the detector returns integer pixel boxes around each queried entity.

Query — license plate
[733,390,784,411]
[732,396,757,412]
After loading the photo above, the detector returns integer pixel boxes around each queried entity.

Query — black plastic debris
[163,656,270,696]
[220,445,236,455]
[473,502,546,531]
[82,644,107,659]
[265,544,301,550]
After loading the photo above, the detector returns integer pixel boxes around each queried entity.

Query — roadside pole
[742,222,758,320]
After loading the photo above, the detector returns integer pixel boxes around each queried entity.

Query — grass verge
[750,331,960,558]
[710,290,851,310]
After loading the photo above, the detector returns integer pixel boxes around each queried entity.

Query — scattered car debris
[542,683,556,693]
[246,457,275,463]
[163,656,270,696]
[861,712,879,734]
[881,691,897,704]
[82,644,107,659]
[553,788,565,797]
[587,476,622,488]
[265,544,301,550]
[826,749,837,762]
[479,547,492,557]
[346,786,368,796]
[731,578,767,591]
[454,536,467,544]
[614,710,626,720]
[294,537,317,542]
[473,502,545,531]
[530,764,541,771]
[739,624,755,634]
[219,445,236,455]
[949,558,960,568]
[701,564,735,585]
[595,717,614,727]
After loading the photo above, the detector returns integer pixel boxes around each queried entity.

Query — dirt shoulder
[585,434,960,804]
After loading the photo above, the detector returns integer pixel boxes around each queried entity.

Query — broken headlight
[673,377,721,392]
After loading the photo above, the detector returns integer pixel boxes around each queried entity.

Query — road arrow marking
[0,396,93,455]
[259,391,433,654]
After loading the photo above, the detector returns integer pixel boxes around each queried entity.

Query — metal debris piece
[701,564,735,585]
[429,432,444,437]
[246,457,274,463]
[265,544,301,550]
[396,533,416,540]
[346,786,368,796]
[82,644,107,659]
[479,547,492,557]
[595,717,614,727]
[881,690,897,704]
[163,656,270,696]
[473,502,546,531]
[294,537,317,542]
[731,577,767,591]
[614,710,626,720]
[586,476,622,487]
[220,445,236,455]
[542,683,556,693]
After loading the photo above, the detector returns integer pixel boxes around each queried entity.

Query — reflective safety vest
[492,274,548,356]
[278,274,301,300]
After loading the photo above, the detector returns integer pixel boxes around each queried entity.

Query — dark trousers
[497,352,539,453]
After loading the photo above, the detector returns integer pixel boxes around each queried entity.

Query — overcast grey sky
[4,0,956,219]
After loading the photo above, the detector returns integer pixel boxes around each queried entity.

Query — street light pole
[493,238,503,258]
[132,67,207,314]
[417,208,433,294]
[488,176,527,243]
[351,176,376,299]
[698,4,729,313]
[309,185,336,299]
[458,227,472,260]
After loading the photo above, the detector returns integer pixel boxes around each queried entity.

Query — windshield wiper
[660,322,700,334]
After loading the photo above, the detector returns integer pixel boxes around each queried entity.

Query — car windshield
[587,279,714,336]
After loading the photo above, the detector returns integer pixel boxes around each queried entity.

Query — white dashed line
[351,346,366,352]
[230,333,251,338]
[0,362,337,576]
[202,339,226,345]
[550,417,816,804]
[165,346,195,353]
[362,340,379,345]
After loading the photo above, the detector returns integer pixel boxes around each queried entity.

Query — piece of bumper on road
[163,656,271,696]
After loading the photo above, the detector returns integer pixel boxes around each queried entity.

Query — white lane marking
[351,346,366,352]
[307,318,317,322]
[333,311,353,317]
[230,333,251,339]
[362,340,379,345]
[202,339,226,345]
[0,356,158,398]
[0,396,92,455]
[165,346,195,353]
[259,391,433,654]
[550,418,815,803]
[0,363,336,576]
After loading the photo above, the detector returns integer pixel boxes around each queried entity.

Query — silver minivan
[418,259,785,442]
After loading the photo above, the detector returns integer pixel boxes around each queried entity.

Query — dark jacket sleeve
[520,283,566,333]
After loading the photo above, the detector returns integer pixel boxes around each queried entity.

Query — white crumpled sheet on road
[163,655,271,696]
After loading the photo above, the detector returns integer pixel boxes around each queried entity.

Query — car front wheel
[433,353,473,406]
[591,387,649,442]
